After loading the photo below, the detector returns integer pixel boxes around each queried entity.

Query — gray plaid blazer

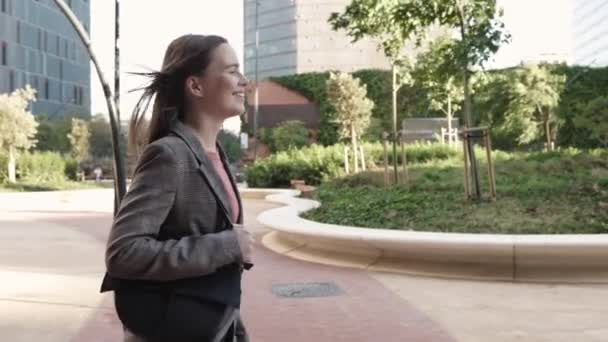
[104,121,248,341]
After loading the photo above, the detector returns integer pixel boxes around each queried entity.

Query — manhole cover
[271,282,343,298]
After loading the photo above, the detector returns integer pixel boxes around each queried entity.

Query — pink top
[205,150,240,223]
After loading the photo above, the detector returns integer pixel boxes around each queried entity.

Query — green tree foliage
[0,86,39,183]
[327,72,374,172]
[272,64,608,150]
[329,0,510,128]
[269,73,339,145]
[34,115,71,153]
[89,114,114,158]
[503,63,565,149]
[217,129,244,163]
[575,96,608,147]
[268,120,309,153]
[412,35,463,137]
[272,70,428,143]
[68,118,90,162]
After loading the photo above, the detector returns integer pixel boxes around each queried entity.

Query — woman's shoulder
[148,135,190,157]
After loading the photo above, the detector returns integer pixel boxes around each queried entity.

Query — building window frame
[9,69,15,91]
[37,29,42,50]
[1,41,7,66]
[44,78,49,100]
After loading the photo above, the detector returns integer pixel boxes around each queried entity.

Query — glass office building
[572,0,608,67]
[0,0,91,118]
[243,0,390,80]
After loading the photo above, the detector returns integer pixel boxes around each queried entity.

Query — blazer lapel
[169,122,234,223]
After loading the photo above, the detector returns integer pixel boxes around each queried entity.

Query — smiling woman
[101,34,253,342]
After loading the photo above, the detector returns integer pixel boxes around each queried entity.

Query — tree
[326,72,374,173]
[0,86,39,183]
[34,115,72,153]
[574,96,608,147]
[412,35,464,143]
[503,63,565,149]
[218,129,244,164]
[68,118,90,162]
[332,0,509,128]
[89,114,114,158]
[265,120,309,153]
[329,1,414,179]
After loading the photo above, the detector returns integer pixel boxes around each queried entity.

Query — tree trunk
[544,111,552,151]
[392,65,399,183]
[351,125,359,173]
[8,145,16,183]
[359,145,366,171]
[343,145,350,174]
[447,94,453,144]
[456,1,472,128]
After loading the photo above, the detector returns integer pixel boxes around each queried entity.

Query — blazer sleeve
[105,142,242,281]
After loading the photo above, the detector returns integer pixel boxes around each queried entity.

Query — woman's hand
[233,224,253,265]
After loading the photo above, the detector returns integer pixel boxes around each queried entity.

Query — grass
[303,148,608,234]
[0,180,113,192]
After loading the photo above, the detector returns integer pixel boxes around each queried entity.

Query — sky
[90,0,244,131]
[490,0,573,68]
[89,0,572,130]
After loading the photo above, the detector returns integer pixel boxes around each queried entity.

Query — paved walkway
[1,189,607,341]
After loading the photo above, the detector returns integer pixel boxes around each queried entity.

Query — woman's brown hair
[128,34,227,156]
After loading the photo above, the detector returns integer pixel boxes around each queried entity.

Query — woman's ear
[185,75,205,98]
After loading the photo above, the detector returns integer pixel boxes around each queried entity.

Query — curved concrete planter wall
[241,188,608,283]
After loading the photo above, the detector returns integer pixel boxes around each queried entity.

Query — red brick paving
[42,200,454,342]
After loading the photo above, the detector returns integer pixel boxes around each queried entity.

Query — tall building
[0,0,91,118]
[243,0,390,80]
[572,0,608,66]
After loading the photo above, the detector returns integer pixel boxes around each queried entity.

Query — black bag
[114,285,227,341]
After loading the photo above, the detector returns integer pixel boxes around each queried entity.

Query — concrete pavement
[1,189,607,341]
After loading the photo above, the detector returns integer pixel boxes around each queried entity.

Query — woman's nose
[239,73,249,86]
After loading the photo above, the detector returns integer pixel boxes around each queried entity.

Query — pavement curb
[242,188,608,283]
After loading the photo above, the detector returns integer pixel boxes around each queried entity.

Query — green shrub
[64,157,80,181]
[17,152,67,183]
[81,157,114,179]
[270,120,309,152]
[244,142,459,188]
[218,129,243,164]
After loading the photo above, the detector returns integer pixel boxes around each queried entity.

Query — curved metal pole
[52,0,126,212]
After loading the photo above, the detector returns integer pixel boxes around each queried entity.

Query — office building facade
[572,0,608,66]
[0,0,91,118]
[243,0,390,80]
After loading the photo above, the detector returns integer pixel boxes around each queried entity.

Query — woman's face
[194,43,248,120]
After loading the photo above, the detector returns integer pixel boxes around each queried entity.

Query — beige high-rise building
[243,0,391,80]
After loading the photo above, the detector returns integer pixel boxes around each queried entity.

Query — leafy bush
[218,129,243,164]
[268,120,310,152]
[64,157,80,181]
[81,157,114,179]
[17,152,66,184]
[273,65,608,149]
[305,149,608,234]
[244,142,460,188]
